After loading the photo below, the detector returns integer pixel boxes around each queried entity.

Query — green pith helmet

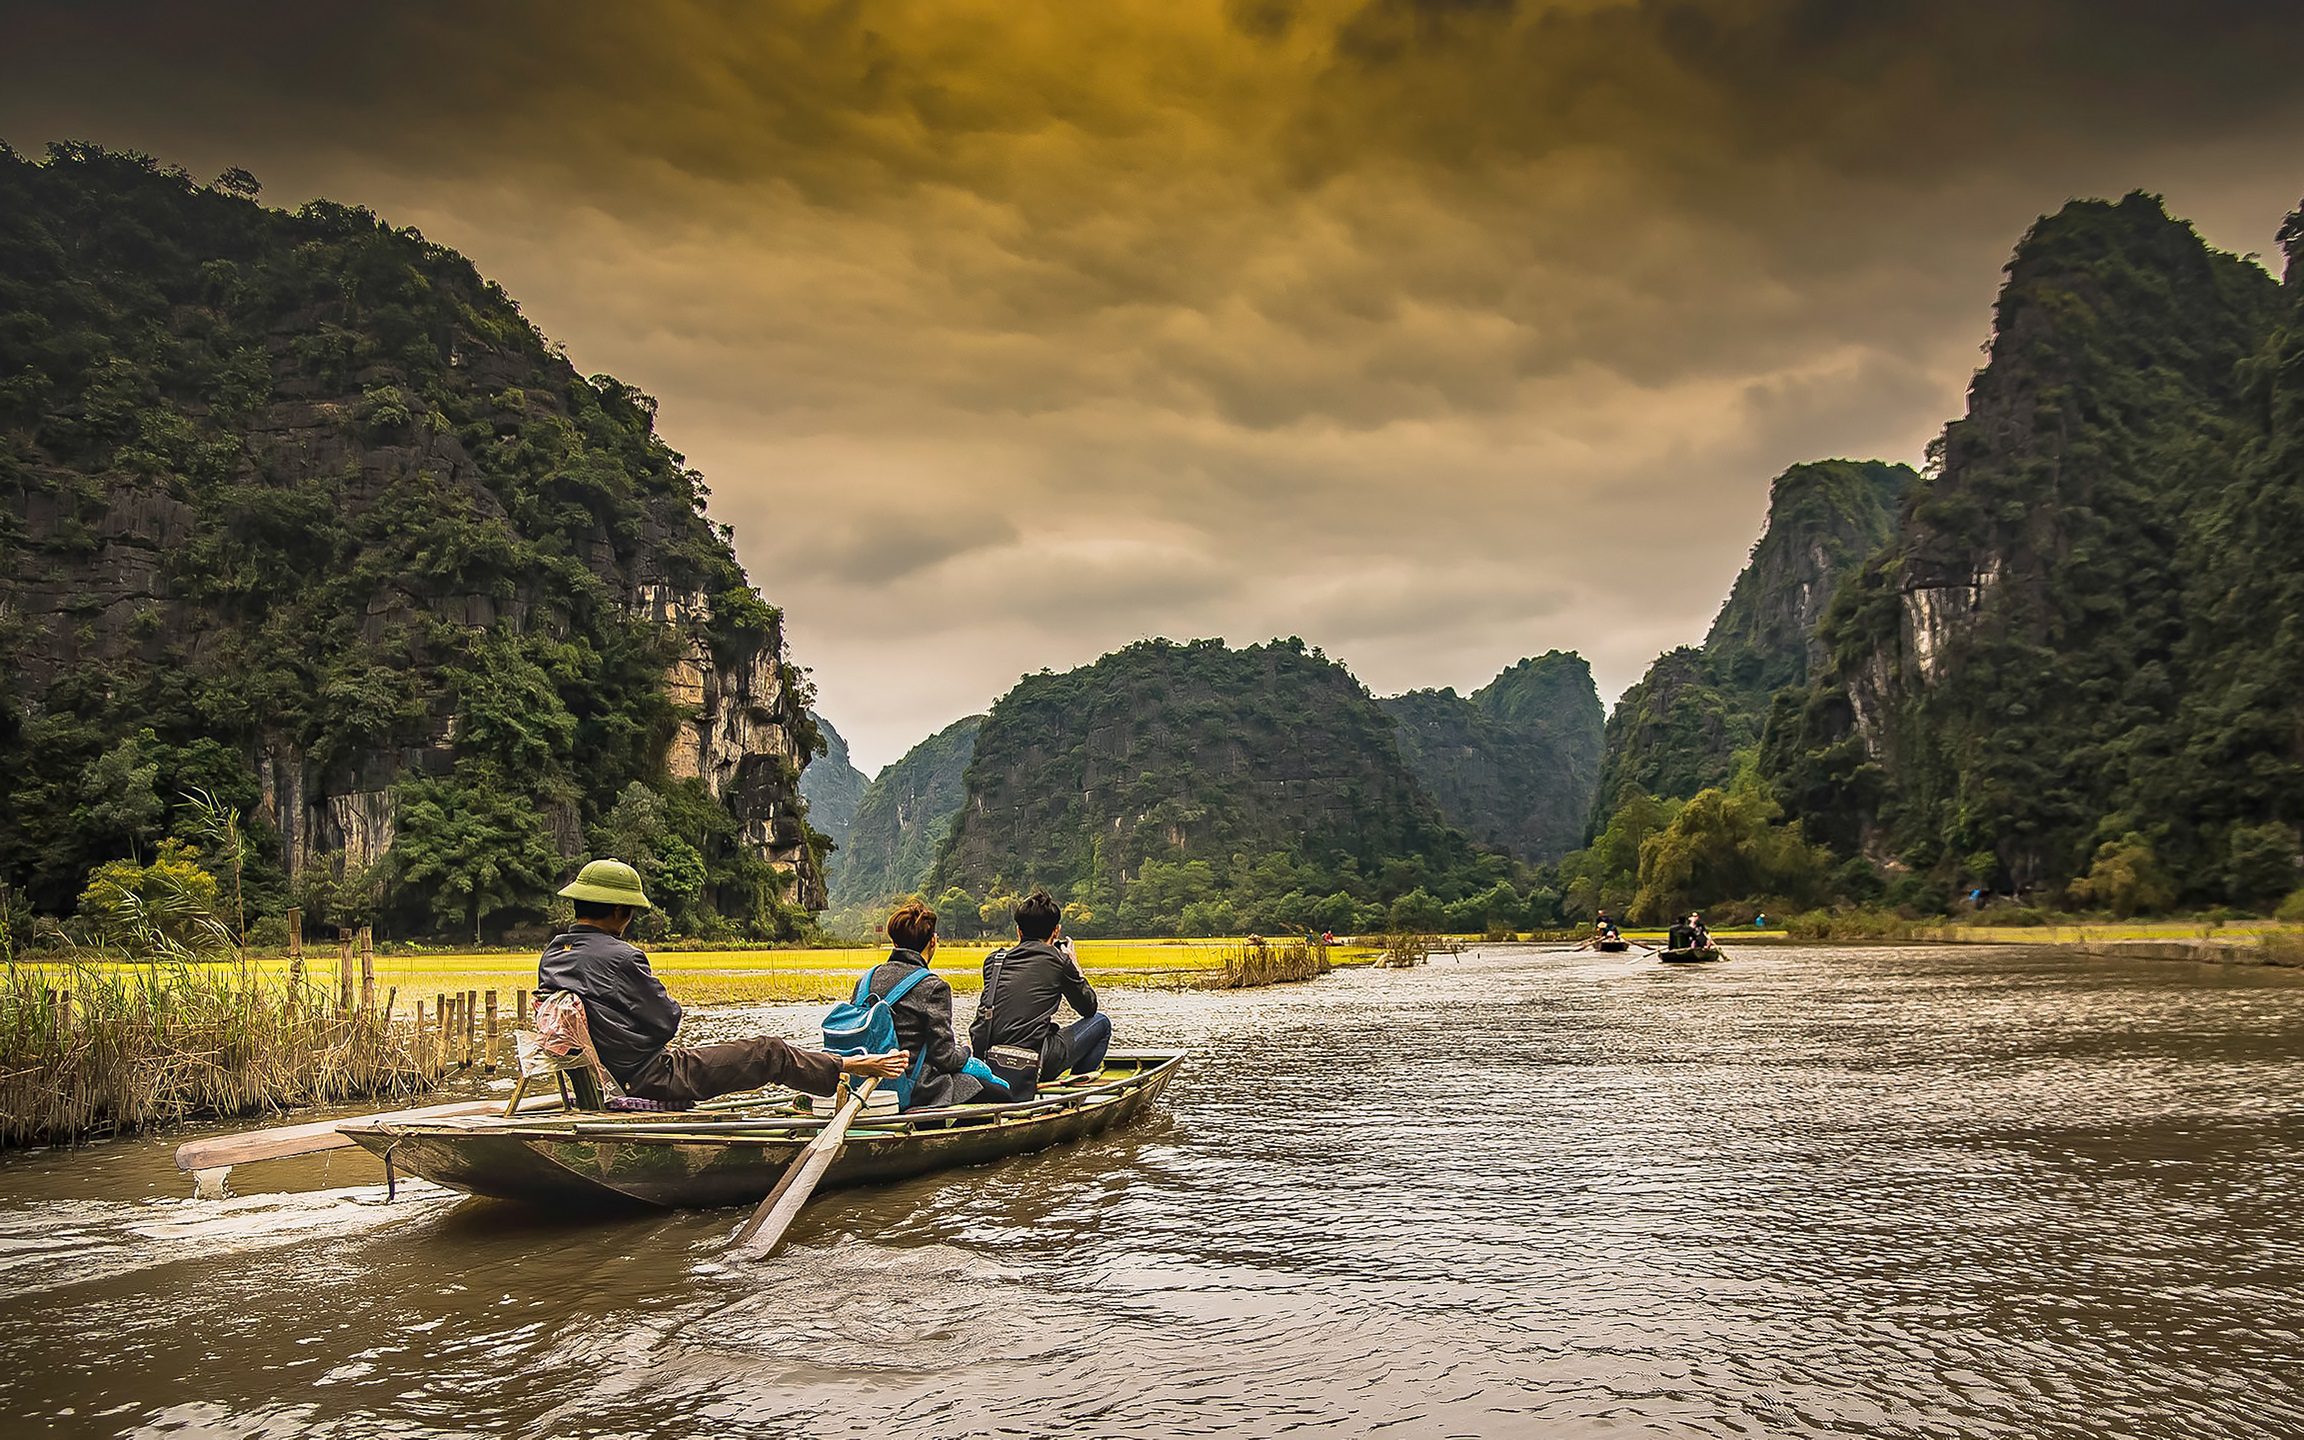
[558,858,652,911]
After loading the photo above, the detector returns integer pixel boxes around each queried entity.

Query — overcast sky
[4,0,2301,771]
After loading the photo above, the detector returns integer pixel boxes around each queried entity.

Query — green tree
[2223,822,2300,908]
[390,771,560,942]
[76,838,225,953]
[1631,786,1831,923]
[2067,832,2176,917]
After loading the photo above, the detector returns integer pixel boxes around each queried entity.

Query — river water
[1,943,2299,1439]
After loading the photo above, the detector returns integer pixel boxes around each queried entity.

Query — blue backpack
[822,966,933,1107]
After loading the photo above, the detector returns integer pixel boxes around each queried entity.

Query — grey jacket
[861,949,983,1108]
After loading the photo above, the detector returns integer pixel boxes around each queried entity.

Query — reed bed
[0,959,445,1148]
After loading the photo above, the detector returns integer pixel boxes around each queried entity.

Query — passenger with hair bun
[854,899,1012,1108]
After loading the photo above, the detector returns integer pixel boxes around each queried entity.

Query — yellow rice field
[23,937,1386,1015]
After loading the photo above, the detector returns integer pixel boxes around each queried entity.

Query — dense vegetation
[925,639,1555,937]
[1380,650,1602,862]
[0,143,822,944]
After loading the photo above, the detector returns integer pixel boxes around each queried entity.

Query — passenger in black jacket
[970,890,1109,1082]
[858,899,1012,1109]
[537,859,907,1105]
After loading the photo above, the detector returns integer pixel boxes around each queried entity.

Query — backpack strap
[882,965,934,1006]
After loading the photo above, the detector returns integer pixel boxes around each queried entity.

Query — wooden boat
[340,1050,1185,1210]
[1657,946,1724,964]
[1595,939,1629,953]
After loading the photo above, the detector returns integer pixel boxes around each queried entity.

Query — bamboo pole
[358,926,375,1014]
[337,936,353,1015]
[484,990,499,1071]
[465,990,478,1066]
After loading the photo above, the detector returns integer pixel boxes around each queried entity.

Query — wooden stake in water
[337,936,354,1016]
[484,990,499,1071]
[358,926,375,1013]
[464,991,478,1066]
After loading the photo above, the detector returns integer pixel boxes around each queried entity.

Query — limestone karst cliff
[1590,459,1912,836]
[1774,193,2290,900]
[0,143,822,936]
[1379,650,1602,862]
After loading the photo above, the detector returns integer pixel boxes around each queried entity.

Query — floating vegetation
[1202,939,1332,990]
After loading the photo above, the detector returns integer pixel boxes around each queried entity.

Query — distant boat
[341,1051,1185,1211]
[1657,946,1723,964]
[1596,938,1630,953]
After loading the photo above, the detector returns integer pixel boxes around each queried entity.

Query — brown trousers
[623,1036,843,1104]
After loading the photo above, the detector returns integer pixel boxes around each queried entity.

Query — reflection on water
[2,945,2300,1438]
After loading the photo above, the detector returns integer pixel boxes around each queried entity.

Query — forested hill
[0,143,823,941]
[1774,193,2296,906]
[1590,459,1912,835]
[798,712,867,850]
[826,712,981,909]
[926,638,1515,936]
[1379,650,1602,861]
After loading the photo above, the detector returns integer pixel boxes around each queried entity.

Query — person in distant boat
[1666,912,1713,951]
[970,890,1109,1097]
[858,899,1012,1108]
[536,859,908,1105]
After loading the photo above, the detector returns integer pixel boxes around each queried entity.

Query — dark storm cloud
[1,0,2297,764]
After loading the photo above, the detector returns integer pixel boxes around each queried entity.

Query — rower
[537,859,907,1106]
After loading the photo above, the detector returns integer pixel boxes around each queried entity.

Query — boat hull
[344,1050,1184,1210]
[1595,940,1629,953]
[1657,947,1723,964]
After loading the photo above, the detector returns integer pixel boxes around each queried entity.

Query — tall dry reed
[0,959,443,1148]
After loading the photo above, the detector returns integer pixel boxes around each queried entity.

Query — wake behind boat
[341,1050,1184,1210]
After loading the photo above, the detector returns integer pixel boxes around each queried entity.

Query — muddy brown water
[1,944,2299,1439]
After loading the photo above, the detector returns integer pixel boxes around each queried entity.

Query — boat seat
[505,994,620,1115]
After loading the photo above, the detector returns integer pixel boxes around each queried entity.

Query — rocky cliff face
[827,713,982,907]
[0,145,822,931]
[1379,650,1601,861]
[1589,460,1912,835]
[798,711,867,851]
[1778,193,2289,896]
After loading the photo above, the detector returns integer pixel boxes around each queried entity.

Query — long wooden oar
[729,1077,879,1259]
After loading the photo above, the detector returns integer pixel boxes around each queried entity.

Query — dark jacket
[536,927,681,1084]
[969,939,1098,1071]
[862,949,979,1109]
